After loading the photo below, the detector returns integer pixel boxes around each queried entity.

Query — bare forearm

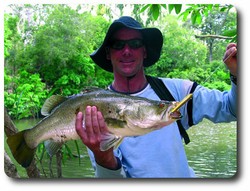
[94,150,120,170]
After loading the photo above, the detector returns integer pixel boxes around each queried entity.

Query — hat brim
[90,20,163,72]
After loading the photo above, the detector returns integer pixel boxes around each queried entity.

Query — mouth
[161,107,182,121]
[169,110,182,120]
[163,102,182,120]
[120,60,135,65]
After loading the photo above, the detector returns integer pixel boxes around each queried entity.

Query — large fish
[7,89,188,168]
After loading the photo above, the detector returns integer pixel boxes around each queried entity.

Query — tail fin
[7,130,36,168]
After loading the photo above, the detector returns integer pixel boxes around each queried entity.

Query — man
[75,16,237,178]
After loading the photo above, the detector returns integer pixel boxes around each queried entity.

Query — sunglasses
[109,39,144,50]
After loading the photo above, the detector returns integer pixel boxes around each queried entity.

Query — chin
[121,70,137,78]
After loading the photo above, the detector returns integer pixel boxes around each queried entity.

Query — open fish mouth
[169,110,182,120]
[168,94,193,120]
[160,103,182,120]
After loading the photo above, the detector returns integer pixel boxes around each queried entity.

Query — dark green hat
[90,16,163,72]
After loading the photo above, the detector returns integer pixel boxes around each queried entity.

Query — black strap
[146,75,190,144]
[187,82,198,126]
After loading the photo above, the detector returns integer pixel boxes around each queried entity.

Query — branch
[4,151,20,178]
[195,34,233,40]
[4,107,41,178]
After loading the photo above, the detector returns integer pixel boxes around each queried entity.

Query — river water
[9,118,237,178]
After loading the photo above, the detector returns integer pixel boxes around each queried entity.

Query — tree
[5,5,112,96]
[4,14,13,58]
[4,107,40,177]
[4,4,236,119]
[192,10,237,62]
[4,70,48,119]
[146,15,207,78]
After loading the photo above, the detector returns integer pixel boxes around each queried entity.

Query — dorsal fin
[41,95,68,116]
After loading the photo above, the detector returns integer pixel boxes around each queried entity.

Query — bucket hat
[90,16,163,72]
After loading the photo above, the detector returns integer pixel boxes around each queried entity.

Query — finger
[75,111,87,141]
[97,111,109,134]
[226,43,237,50]
[91,106,101,135]
[223,47,237,63]
[85,106,94,138]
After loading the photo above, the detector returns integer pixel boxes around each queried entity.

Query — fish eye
[158,102,165,108]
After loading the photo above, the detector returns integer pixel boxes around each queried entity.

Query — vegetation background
[4,4,236,120]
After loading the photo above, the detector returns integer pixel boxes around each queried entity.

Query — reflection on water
[185,119,237,178]
[10,118,237,178]
[36,142,95,178]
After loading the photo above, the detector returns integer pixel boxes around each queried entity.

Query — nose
[122,44,132,56]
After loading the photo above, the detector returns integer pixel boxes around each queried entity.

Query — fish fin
[113,137,124,150]
[7,130,36,168]
[100,133,122,151]
[41,95,68,116]
[44,140,64,157]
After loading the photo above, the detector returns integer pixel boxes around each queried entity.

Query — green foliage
[4,70,48,119]
[146,15,207,76]
[168,4,182,14]
[140,4,167,20]
[139,4,237,42]
[5,5,113,97]
[166,66,230,91]
[4,14,13,57]
[178,4,216,25]
[4,4,236,120]
[201,60,231,91]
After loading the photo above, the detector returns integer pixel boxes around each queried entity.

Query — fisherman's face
[106,28,147,77]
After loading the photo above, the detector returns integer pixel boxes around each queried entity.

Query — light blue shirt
[87,78,237,178]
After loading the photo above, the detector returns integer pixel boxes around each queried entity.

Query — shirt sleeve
[161,78,237,128]
[87,148,127,178]
[192,81,237,125]
[95,160,127,178]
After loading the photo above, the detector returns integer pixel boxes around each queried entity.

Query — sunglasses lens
[128,39,144,49]
[110,39,143,50]
[111,41,126,50]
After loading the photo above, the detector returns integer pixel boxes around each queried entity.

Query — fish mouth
[161,108,181,121]
[169,110,182,120]
[162,103,182,120]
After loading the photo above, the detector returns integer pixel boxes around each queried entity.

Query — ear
[106,47,111,60]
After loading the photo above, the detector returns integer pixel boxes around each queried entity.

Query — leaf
[151,4,160,20]
[207,4,214,11]
[64,144,73,158]
[222,28,237,37]
[174,4,182,14]
[160,4,167,9]
[74,140,81,165]
[179,10,190,21]
[139,4,151,13]
[195,12,202,25]
[168,4,175,14]
[191,11,197,25]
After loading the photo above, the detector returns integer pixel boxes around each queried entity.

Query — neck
[112,70,148,94]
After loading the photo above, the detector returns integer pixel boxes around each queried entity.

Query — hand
[75,106,119,169]
[223,43,237,76]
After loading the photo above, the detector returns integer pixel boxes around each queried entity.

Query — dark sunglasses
[109,39,144,50]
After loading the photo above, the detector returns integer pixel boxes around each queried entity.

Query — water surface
[7,118,237,178]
